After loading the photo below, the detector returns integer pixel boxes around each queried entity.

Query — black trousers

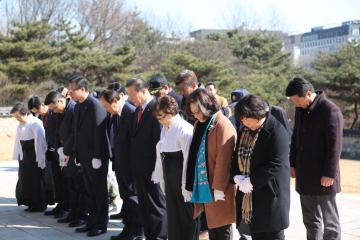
[67,167,87,220]
[16,140,46,209]
[50,156,69,210]
[208,224,233,240]
[82,162,109,230]
[43,159,56,205]
[251,230,284,240]
[163,152,198,240]
[114,171,143,235]
[300,194,341,240]
[133,173,167,240]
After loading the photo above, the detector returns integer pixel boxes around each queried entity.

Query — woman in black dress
[11,102,48,212]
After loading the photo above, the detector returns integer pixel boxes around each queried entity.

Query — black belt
[160,151,183,160]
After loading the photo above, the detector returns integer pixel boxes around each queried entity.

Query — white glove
[234,175,246,186]
[74,158,80,166]
[38,161,46,169]
[57,147,67,167]
[238,177,253,193]
[92,158,102,169]
[214,189,225,201]
[182,184,192,202]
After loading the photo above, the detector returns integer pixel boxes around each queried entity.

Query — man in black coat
[126,78,167,240]
[286,77,343,240]
[44,90,87,228]
[68,74,110,237]
[99,88,143,240]
[231,95,290,240]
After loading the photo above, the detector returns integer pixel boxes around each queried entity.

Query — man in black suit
[99,87,143,240]
[126,78,167,240]
[68,74,110,237]
[44,90,88,228]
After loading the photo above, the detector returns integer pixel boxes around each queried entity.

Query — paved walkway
[0,160,359,240]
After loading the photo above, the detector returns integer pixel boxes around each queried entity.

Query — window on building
[352,28,360,36]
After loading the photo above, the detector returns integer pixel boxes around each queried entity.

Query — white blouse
[12,115,47,169]
[152,114,193,187]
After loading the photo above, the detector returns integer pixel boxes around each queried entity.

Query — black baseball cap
[148,74,168,94]
[229,89,250,108]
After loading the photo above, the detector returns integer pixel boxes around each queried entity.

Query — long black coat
[129,99,161,178]
[290,91,343,195]
[57,99,76,156]
[73,95,110,165]
[112,101,135,176]
[231,114,290,233]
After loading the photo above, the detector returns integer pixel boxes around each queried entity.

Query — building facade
[284,20,360,66]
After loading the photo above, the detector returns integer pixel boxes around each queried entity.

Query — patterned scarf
[237,127,262,224]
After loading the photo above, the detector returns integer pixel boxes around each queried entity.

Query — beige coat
[193,112,237,229]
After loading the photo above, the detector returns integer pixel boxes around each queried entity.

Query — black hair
[44,91,63,105]
[234,94,269,121]
[125,78,148,91]
[153,95,179,117]
[175,69,198,86]
[68,74,90,91]
[27,96,42,110]
[285,77,315,97]
[56,86,69,97]
[205,82,215,88]
[107,82,126,94]
[91,90,102,99]
[10,102,29,116]
[185,88,219,117]
[100,89,120,103]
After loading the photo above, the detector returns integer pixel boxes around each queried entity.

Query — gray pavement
[0,160,359,240]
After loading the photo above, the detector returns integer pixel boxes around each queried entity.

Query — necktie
[137,106,143,124]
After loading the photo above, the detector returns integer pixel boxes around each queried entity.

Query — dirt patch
[0,118,17,161]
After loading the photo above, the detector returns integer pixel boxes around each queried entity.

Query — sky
[128,0,360,35]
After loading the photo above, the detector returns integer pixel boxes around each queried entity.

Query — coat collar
[308,91,325,112]
[133,98,155,134]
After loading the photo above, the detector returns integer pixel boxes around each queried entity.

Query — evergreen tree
[313,41,360,129]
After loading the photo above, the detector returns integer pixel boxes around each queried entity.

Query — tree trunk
[351,101,358,129]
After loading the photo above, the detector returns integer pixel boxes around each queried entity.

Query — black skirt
[16,139,46,208]
[162,151,198,240]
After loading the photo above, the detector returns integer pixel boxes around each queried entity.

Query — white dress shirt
[13,114,47,169]
[152,114,193,187]
[141,96,153,110]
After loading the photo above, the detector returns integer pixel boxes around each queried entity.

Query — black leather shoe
[76,225,92,233]
[24,207,31,212]
[123,235,145,240]
[87,228,107,237]
[110,212,124,220]
[44,208,58,216]
[28,206,46,212]
[58,215,74,223]
[69,219,86,228]
[54,209,68,219]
